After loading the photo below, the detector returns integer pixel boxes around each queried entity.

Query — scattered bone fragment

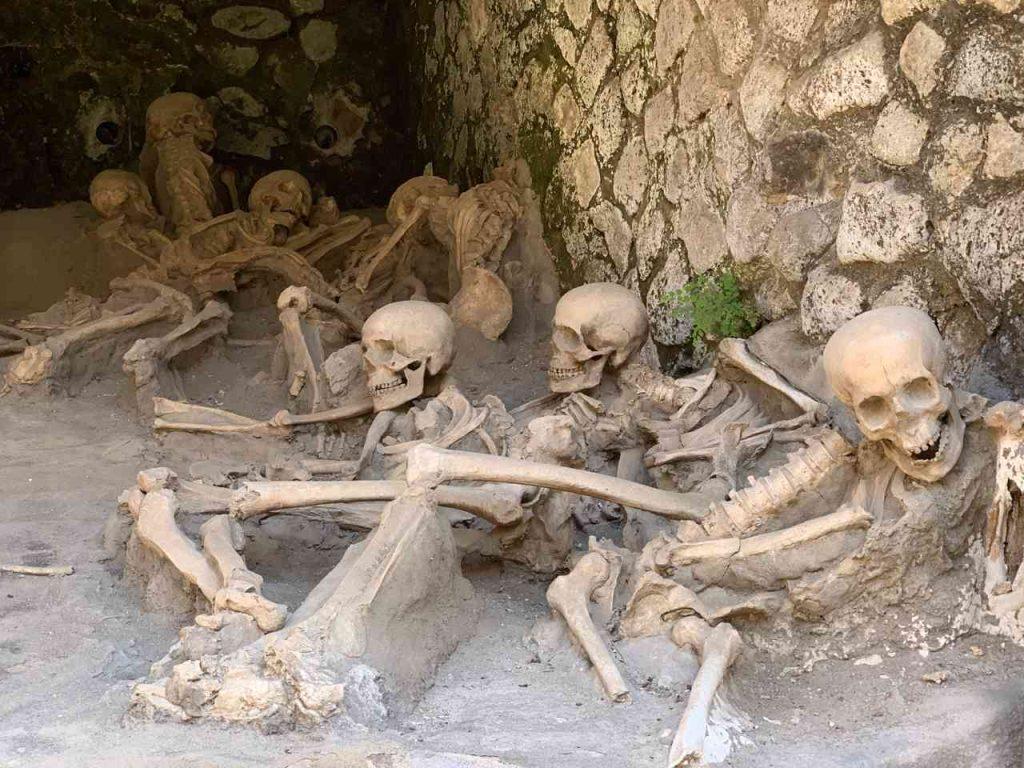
[718,337,824,416]
[668,619,742,767]
[151,396,373,436]
[0,564,74,577]
[406,444,709,520]
[547,548,630,702]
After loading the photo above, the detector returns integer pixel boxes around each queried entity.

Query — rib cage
[704,429,853,537]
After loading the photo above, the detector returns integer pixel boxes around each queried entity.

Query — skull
[360,301,455,411]
[249,170,313,238]
[548,283,649,393]
[824,306,964,483]
[145,93,216,147]
[89,170,159,226]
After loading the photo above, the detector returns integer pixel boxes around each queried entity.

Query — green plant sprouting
[662,270,760,350]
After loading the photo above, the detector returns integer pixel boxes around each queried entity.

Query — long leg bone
[982,403,1024,606]
[152,397,373,436]
[547,550,630,702]
[406,444,709,521]
[201,515,287,632]
[277,287,326,413]
[230,479,523,527]
[668,619,742,767]
[717,338,824,417]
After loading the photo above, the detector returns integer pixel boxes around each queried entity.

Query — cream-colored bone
[668,619,742,767]
[230,480,522,527]
[701,430,854,537]
[201,515,288,633]
[406,444,708,521]
[824,307,965,483]
[152,396,373,436]
[658,505,873,568]
[717,337,824,416]
[7,298,179,386]
[546,551,630,702]
[354,205,425,293]
[982,402,1024,607]
[135,489,221,601]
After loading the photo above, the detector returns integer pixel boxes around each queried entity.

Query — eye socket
[315,125,338,149]
[902,376,938,406]
[95,121,122,146]
[855,396,893,431]
[407,360,422,371]
[553,326,585,353]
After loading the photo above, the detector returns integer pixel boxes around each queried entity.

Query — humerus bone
[230,480,523,527]
[668,619,742,767]
[702,430,854,537]
[406,444,708,521]
[717,337,824,416]
[547,551,630,702]
[659,505,873,569]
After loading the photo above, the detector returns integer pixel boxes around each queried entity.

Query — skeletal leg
[668,619,742,767]
[152,396,373,436]
[277,287,325,413]
[406,444,709,521]
[201,515,287,632]
[547,551,630,702]
[136,489,221,602]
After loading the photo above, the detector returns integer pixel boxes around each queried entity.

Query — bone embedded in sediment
[546,549,630,702]
[667,619,742,768]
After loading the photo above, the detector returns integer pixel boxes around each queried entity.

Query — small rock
[564,0,593,31]
[766,206,835,280]
[216,86,265,118]
[589,201,633,274]
[921,670,949,684]
[881,0,942,25]
[725,183,778,265]
[654,0,696,74]
[837,180,931,265]
[576,21,614,107]
[561,139,601,208]
[900,21,946,99]
[552,84,582,139]
[871,101,929,167]
[644,84,675,155]
[201,43,259,76]
[211,6,291,40]
[984,114,1024,179]
[948,26,1024,106]
[613,137,649,215]
[957,0,1020,11]
[740,56,790,142]
[929,121,985,199]
[693,0,755,77]
[970,645,985,657]
[804,29,890,120]
[800,266,864,339]
[620,56,650,116]
[289,0,323,14]
[873,275,929,312]
[854,653,883,666]
[553,27,578,65]
[300,19,337,63]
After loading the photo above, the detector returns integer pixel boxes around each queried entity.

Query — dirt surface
[2,340,1024,767]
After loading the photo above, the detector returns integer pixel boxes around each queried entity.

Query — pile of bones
[4,92,1024,768]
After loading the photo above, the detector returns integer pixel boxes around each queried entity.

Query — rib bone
[668,619,742,767]
[406,444,707,521]
[547,551,630,702]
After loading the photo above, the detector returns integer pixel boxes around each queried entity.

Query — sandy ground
[2,371,1024,767]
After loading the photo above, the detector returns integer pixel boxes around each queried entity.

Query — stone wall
[407,0,1024,390]
[0,0,418,210]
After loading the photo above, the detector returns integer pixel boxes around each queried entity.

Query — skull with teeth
[548,283,649,393]
[89,170,161,227]
[361,301,455,411]
[248,170,313,242]
[145,92,216,148]
[824,306,965,483]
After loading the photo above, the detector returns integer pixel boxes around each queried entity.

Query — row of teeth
[549,366,583,380]
[907,424,946,462]
[373,379,406,394]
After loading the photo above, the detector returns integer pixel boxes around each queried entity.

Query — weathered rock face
[405,0,1022,393]
[0,0,417,209]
